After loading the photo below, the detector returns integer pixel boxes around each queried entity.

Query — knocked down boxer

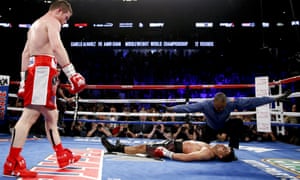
[101,136,237,162]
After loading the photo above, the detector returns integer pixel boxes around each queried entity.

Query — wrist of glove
[62,64,86,94]
[62,63,76,78]
[154,147,174,159]
[17,72,26,99]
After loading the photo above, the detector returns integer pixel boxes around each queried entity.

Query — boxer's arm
[154,146,214,161]
[47,20,70,67]
[172,150,213,161]
[18,39,30,98]
[47,20,86,94]
[21,39,30,72]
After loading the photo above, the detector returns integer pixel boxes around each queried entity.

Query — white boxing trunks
[24,55,58,109]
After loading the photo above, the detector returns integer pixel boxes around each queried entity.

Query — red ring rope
[9,75,300,90]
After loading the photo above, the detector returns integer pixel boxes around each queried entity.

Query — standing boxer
[3,0,86,178]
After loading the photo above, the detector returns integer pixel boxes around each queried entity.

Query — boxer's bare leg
[101,136,146,154]
[124,145,146,154]
[42,108,61,146]
[3,107,40,178]
[40,107,81,168]
[12,107,40,147]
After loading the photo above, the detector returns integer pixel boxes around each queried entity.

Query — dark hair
[50,0,73,14]
[218,148,238,162]
[213,92,227,103]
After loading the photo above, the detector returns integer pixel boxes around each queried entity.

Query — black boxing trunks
[146,139,183,157]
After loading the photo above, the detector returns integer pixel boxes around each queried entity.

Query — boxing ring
[1,75,300,180]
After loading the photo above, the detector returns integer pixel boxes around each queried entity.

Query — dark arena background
[0,0,300,179]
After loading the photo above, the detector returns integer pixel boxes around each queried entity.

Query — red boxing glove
[69,73,86,94]
[17,72,25,99]
[154,147,164,158]
[62,64,86,94]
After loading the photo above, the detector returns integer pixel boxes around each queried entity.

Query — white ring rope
[63,111,300,117]
[6,106,300,117]
[78,98,201,103]
[6,91,300,117]
[287,92,300,98]
[60,94,291,104]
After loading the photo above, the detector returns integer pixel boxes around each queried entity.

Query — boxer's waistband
[28,54,57,68]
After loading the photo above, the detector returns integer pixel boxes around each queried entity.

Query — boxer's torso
[28,15,60,56]
[182,140,211,154]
